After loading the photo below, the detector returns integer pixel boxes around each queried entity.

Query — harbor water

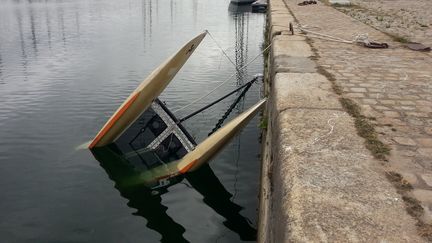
[0,0,265,242]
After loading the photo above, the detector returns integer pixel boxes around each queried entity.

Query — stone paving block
[413,189,432,204]
[401,172,419,186]
[269,3,289,13]
[274,73,340,111]
[273,56,316,73]
[392,137,417,146]
[273,36,313,57]
[417,138,432,147]
[271,13,293,21]
[418,148,432,157]
[271,109,422,242]
[329,0,351,5]
[270,25,290,38]
[421,174,432,187]
[276,34,306,41]
[271,16,293,27]
[270,5,287,12]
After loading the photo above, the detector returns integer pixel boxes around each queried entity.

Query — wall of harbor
[258,0,422,241]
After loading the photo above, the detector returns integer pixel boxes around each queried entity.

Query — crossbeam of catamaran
[178,75,261,123]
[89,31,266,190]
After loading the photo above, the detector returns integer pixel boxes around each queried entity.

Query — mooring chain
[208,81,254,136]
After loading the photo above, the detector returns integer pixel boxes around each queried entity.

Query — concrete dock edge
[258,0,424,241]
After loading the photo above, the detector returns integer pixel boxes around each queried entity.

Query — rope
[173,43,272,114]
[297,25,352,43]
[297,24,381,46]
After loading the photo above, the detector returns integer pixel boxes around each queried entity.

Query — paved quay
[335,0,432,46]
[259,0,432,241]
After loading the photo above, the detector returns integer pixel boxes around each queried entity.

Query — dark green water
[0,0,265,242]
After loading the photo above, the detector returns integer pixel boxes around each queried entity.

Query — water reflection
[27,0,39,55]
[91,146,257,242]
[74,9,81,40]
[45,5,52,49]
[192,0,198,27]
[229,2,251,85]
[142,0,153,47]
[235,14,249,84]
[91,147,189,243]
[0,46,3,81]
[57,4,67,46]
[15,5,29,80]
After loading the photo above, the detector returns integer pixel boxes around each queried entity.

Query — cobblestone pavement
[334,0,432,46]
[283,0,432,227]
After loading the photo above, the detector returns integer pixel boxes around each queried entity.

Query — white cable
[298,25,352,43]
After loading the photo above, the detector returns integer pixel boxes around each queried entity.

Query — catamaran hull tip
[89,31,207,149]
[177,98,267,173]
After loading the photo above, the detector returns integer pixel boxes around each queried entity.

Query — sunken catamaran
[89,31,266,191]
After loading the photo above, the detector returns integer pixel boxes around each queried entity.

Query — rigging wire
[172,42,272,114]
[178,76,259,123]
[205,30,240,72]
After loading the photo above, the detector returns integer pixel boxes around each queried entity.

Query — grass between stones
[316,65,343,95]
[385,172,413,192]
[339,98,390,160]
[259,115,269,129]
[386,171,432,241]
[308,40,344,95]
[386,33,410,43]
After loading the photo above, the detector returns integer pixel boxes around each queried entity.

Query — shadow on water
[91,146,257,242]
[91,147,188,243]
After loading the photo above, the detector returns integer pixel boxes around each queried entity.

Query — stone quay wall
[258,0,424,241]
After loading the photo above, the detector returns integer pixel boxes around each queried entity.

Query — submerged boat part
[177,98,267,173]
[92,98,266,189]
[89,30,265,191]
[91,98,197,190]
[89,31,207,148]
[125,98,266,187]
